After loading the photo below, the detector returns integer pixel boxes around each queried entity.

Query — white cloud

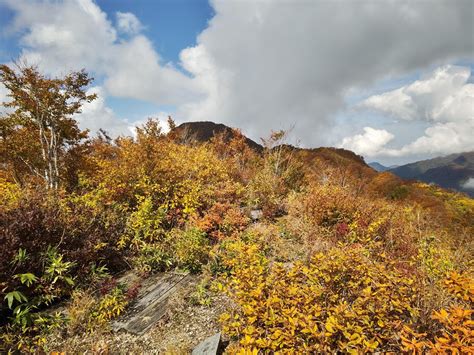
[103,35,199,104]
[463,178,474,190]
[360,88,417,121]
[341,65,474,157]
[2,0,473,152]
[360,65,473,123]
[178,0,473,144]
[341,119,474,158]
[3,1,200,99]
[386,120,474,157]
[339,127,394,157]
[116,12,143,35]
[1,0,202,134]
[74,86,131,137]
[11,0,117,73]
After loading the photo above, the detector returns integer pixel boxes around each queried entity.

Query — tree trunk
[38,124,50,187]
[38,120,60,189]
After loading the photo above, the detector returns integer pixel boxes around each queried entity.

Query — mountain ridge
[389,152,474,196]
[172,121,473,196]
[171,121,370,169]
[171,121,263,153]
[368,162,390,172]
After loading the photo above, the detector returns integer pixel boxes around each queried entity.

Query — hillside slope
[172,121,371,171]
[2,118,473,353]
[390,152,474,196]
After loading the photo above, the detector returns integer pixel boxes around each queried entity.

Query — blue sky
[0,0,213,122]
[0,0,473,165]
[97,0,213,64]
[0,0,213,63]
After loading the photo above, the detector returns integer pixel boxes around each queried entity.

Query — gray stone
[192,332,222,355]
[250,209,263,221]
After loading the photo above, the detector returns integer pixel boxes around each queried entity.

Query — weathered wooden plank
[134,273,182,310]
[124,291,172,335]
[192,333,222,355]
[112,272,189,335]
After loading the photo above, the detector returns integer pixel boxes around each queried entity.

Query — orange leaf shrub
[401,271,474,353]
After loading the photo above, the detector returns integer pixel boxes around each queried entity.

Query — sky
[0,0,473,166]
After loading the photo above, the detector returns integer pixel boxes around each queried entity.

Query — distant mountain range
[368,162,399,172]
[370,152,474,196]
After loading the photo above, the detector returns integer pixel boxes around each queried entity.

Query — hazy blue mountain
[368,162,390,172]
[389,152,474,196]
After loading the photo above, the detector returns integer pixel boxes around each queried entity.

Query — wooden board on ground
[113,272,189,335]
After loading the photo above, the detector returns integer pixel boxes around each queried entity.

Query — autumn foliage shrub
[192,202,250,241]
[285,183,451,263]
[62,285,128,337]
[0,246,73,353]
[219,243,422,353]
[171,227,210,272]
[117,195,212,273]
[1,64,473,353]
[0,188,127,304]
[401,271,474,353]
[0,176,21,210]
[84,121,241,220]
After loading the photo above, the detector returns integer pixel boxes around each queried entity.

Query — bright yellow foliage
[219,243,421,352]
[401,271,474,353]
[93,288,128,325]
[0,177,21,209]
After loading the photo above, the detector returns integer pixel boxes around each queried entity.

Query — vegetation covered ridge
[0,64,473,353]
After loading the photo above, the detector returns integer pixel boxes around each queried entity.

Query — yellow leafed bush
[219,243,421,353]
[0,177,21,209]
[401,271,474,353]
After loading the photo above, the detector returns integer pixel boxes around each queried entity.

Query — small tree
[0,63,96,189]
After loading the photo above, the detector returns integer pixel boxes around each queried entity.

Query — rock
[250,209,263,221]
[192,333,222,355]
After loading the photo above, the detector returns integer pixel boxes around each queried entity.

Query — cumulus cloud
[116,12,143,35]
[8,0,117,74]
[360,65,473,123]
[178,0,473,144]
[1,0,473,150]
[103,35,199,104]
[342,65,474,157]
[463,178,474,190]
[1,0,201,130]
[339,127,394,157]
[74,86,132,137]
[342,119,474,158]
[386,120,474,157]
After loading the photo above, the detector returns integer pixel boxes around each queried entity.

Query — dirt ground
[47,274,232,354]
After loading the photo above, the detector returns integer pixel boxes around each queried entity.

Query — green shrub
[172,227,210,272]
